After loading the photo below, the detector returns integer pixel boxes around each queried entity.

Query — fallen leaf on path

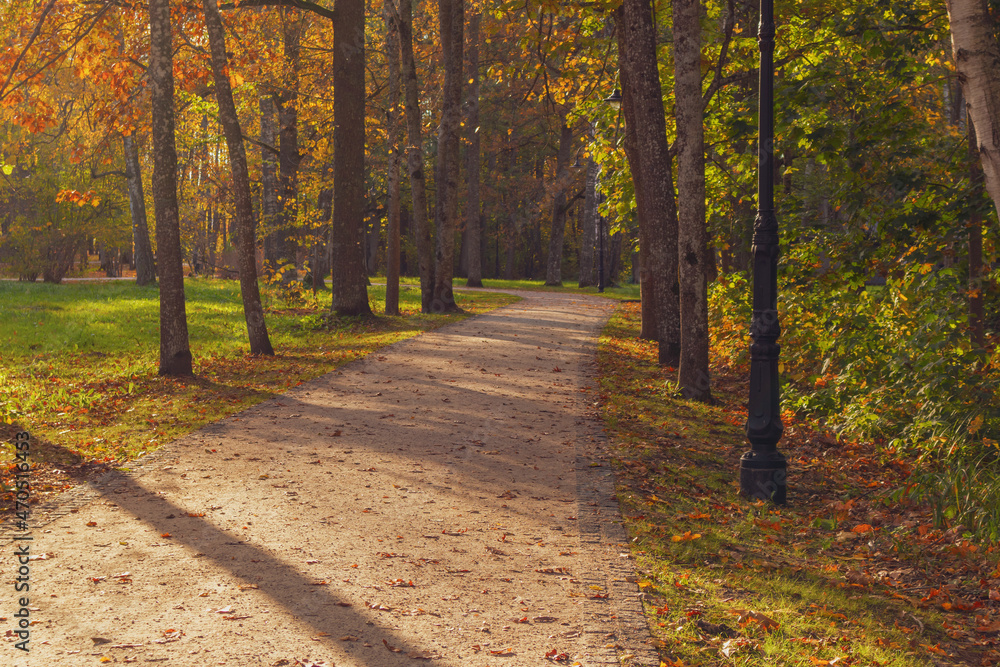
[223,615,251,620]
[383,639,402,653]
[489,648,515,656]
[340,635,359,642]
[545,648,569,661]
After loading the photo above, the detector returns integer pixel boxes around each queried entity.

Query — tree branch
[218,0,335,20]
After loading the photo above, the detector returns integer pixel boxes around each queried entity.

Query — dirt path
[5,291,659,666]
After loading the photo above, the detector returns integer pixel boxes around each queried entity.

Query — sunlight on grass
[595,302,974,667]
[0,278,518,464]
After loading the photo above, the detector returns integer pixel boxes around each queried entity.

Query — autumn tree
[149,0,193,376]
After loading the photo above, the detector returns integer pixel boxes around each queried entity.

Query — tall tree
[432,0,464,312]
[384,0,402,315]
[673,0,711,401]
[275,9,303,280]
[544,121,572,286]
[398,0,433,311]
[330,0,372,316]
[945,0,1000,219]
[148,0,192,376]
[578,156,598,288]
[616,0,680,366]
[260,94,280,272]
[464,10,483,288]
[202,0,274,355]
[123,133,156,286]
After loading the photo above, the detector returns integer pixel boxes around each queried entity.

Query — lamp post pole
[741,0,786,504]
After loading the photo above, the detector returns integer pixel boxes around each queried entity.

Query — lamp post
[741,0,787,504]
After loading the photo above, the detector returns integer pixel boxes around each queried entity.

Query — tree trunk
[673,0,712,401]
[946,0,1000,220]
[464,10,483,288]
[969,117,986,350]
[275,10,303,280]
[123,133,156,286]
[432,0,464,312]
[545,121,572,286]
[260,94,280,272]
[617,0,680,367]
[203,0,274,355]
[330,0,372,316]
[384,0,402,315]
[399,0,433,311]
[578,158,597,287]
[149,0,192,376]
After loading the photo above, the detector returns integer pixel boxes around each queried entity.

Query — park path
[7,291,660,667]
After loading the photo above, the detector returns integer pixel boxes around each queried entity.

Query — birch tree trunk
[617,0,680,366]
[384,0,402,315]
[673,0,712,400]
[545,121,572,286]
[203,0,274,355]
[123,133,156,286]
[330,0,372,316]
[464,10,483,288]
[432,0,464,312]
[945,0,1000,219]
[149,0,192,376]
[399,0,434,311]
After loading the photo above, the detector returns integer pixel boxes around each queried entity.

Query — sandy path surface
[5,291,659,666]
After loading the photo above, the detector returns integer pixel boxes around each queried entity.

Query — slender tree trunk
[399,0,433,311]
[617,0,680,366]
[385,0,402,315]
[275,10,303,279]
[432,0,464,312]
[946,0,1000,219]
[203,0,274,355]
[331,0,372,316]
[464,10,483,288]
[260,95,280,272]
[149,0,192,376]
[545,121,572,286]
[673,0,712,401]
[969,117,986,350]
[123,133,156,286]
[578,158,597,287]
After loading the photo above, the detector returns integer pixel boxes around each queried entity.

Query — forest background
[1,0,999,535]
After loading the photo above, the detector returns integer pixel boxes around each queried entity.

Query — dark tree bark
[464,10,483,288]
[969,117,987,350]
[398,0,433,311]
[544,121,572,286]
[673,0,712,401]
[203,0,274,355]
[260,94,280,271]
[617,0,680,367]
[123,133,156,286]
[330,0,372,316]
[149,0,192,376]
[432,0,464,312]
[577,157,597,287]
[384,0,402,315]
[275,9,303,279]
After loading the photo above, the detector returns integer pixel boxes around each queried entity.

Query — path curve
[10,291,659,666]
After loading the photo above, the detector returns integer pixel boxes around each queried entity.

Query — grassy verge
[0,279,518,510]
[597,302,1000,667]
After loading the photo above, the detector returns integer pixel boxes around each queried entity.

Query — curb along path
[8,291,660,666]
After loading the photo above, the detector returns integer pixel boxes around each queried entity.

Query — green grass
[375,275,642,301]
[596,302,996,667]
[0,278,518,465]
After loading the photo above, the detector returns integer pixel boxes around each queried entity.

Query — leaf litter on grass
[596,302,1000,667]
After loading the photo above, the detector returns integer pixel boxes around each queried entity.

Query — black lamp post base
[739,450,786,504]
